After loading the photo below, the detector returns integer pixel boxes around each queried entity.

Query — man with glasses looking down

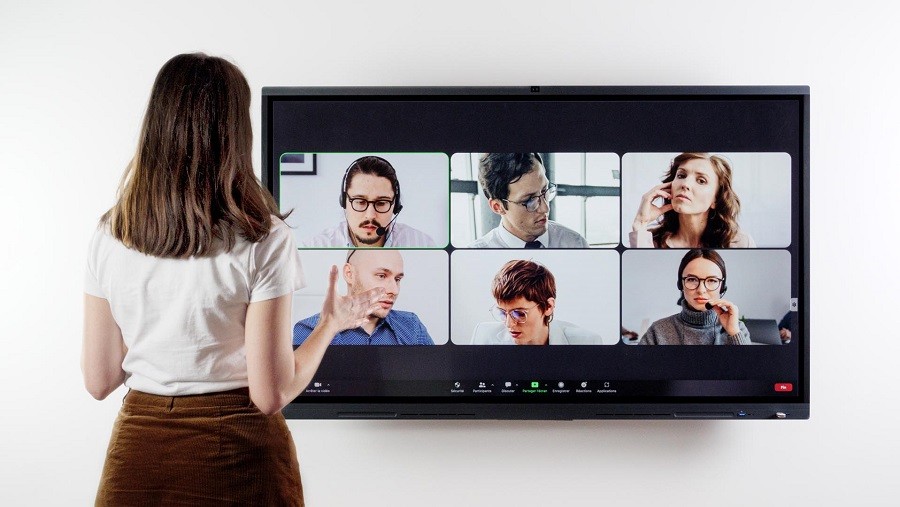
[302,155,436,247]
[469,153,589,248]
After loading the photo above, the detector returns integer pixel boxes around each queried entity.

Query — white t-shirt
[84,217,305,396]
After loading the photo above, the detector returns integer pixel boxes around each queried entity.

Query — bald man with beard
[292,250,434,345]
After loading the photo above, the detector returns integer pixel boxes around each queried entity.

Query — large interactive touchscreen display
[263,87,809,420]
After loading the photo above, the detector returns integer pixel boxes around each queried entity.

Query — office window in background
[450,153,620,247]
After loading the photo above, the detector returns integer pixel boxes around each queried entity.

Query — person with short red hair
[470,260,602,345]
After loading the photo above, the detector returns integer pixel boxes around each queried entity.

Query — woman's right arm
[82,294,128,400]
[244,265,384,415]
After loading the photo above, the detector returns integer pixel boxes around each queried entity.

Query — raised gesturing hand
[319,265,385,332]
[632,181,674,231]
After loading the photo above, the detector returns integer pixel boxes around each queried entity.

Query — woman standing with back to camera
[82,53,384,505]
[630,152,756,248]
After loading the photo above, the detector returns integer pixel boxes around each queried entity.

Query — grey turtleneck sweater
[638,301,751,345]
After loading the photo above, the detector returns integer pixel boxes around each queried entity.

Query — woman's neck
[679,300,719,327]
[669,214,708,247]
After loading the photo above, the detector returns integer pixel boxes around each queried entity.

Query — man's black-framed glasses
[348,197,395,213]
[502,184,557,212]
[682,275,724,291]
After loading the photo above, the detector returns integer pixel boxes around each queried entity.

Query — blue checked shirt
[292,310,434,346]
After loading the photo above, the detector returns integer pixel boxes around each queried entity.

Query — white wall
[3,1,899,505]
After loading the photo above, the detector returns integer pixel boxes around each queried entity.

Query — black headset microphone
[375,212,400,237]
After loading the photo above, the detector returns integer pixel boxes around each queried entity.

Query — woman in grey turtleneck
[638,249,750,345]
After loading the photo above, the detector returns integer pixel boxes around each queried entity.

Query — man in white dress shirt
[469,153,589,248]
[302,156,436,247]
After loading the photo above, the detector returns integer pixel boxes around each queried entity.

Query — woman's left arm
[82,294,127,400]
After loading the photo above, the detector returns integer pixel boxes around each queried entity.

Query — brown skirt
[96,388,303,506]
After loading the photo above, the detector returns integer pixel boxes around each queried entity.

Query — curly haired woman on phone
[630,152,755,248]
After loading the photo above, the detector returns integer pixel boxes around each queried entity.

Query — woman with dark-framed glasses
[470,260,602,345]
[638,249,751,345]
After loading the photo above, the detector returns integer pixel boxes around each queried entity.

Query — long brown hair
[102,53,286,257]
[651,152,741,248]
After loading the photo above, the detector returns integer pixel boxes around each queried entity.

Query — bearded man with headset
[302,155,436,247]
